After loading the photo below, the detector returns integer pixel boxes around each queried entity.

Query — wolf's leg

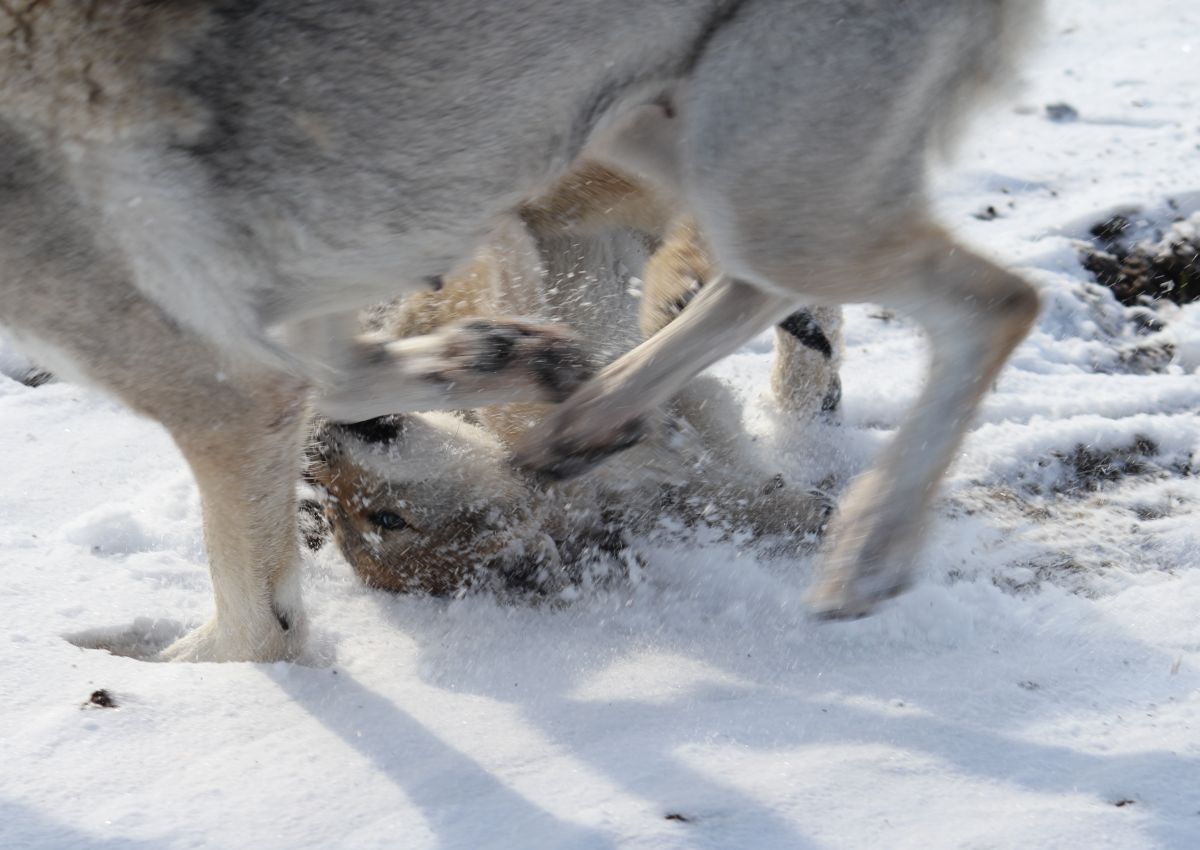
[514,276,798,479]
[0,135,316,661]
[304,317,592,424]
[801,235,1037,616]
[772,306,843,420]
[692,218,1034,618]
[154,370,311,662]
[654,5,1036,615]
[640,219,845,421]
[112,350,311,662]
[5,297,310,661]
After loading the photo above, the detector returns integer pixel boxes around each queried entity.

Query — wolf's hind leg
[804,233,1038,617]
[640,219,844,422]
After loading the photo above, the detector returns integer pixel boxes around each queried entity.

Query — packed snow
[2,2,1198,847]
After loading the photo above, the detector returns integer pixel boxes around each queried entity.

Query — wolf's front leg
[316,318,594,423]
[515,277,798,479]
[156,372,310,663]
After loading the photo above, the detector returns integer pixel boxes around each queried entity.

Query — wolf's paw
[156,615,306,663]
[419,318,594,402]
[806,565,913,620]
[321,319,595,422]
[514,403,654,482]
[804,492,918,619]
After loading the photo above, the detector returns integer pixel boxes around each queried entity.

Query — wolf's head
[306,411,576,596]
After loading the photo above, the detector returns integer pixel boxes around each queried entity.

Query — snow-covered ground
[3,2,1199,847]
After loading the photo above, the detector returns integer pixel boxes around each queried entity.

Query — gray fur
[0,0,1043,660]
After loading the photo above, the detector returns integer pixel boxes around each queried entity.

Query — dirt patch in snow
[1082,213,1200,307]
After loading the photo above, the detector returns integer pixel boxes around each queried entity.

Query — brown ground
[1082,213,1200,307]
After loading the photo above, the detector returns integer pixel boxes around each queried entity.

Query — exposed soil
[1082,213,1200,307]
[1051,436,1160,496]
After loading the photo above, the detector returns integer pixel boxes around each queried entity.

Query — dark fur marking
[779,310,834,359]
[664,278,705,323]
[680,0,752,74]
[335,414,404,444]
[163,2,267,171]
[470,326,518,373]
[358,341,391,368]
[530,344,592,402]
[570,73,641,159]
[762,473,786,495]
[0,0,36,50]
[273,606,291,633]
[298,498,331,551]
[17,368,53,388]
[533,420,648,481]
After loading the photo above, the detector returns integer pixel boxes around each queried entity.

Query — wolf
[307,163,842,596]
[0,1,1041,661]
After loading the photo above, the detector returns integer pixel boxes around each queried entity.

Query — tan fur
[638,218,708,339]
[314,423,555,596]
[519,161,675,244]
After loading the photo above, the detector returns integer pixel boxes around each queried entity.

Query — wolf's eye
[368,510,408,531]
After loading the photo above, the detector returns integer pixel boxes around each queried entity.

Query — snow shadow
[786,699,1200,848]
[484,657,1193,847]
[270,664,823,849]
[63,617,188,660]
[269,667,627,850]
[0,798,166,850]
[355,568,1198,847]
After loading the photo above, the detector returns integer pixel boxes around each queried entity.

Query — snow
[2,2,1199,847]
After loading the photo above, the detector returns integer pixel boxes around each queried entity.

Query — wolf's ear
[332,413,407,445]
[304,414,407,478]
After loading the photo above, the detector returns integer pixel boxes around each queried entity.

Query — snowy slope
[2,2,1199,848]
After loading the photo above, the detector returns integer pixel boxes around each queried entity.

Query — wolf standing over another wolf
[309,162,842,596]
[0,1,1041,661]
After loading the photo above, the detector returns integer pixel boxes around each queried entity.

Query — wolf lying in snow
[307,163,842,595]
[0,1,1040,660]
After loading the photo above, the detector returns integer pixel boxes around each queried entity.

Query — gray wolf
[307,163,841,596]
[0,1,1041,661]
